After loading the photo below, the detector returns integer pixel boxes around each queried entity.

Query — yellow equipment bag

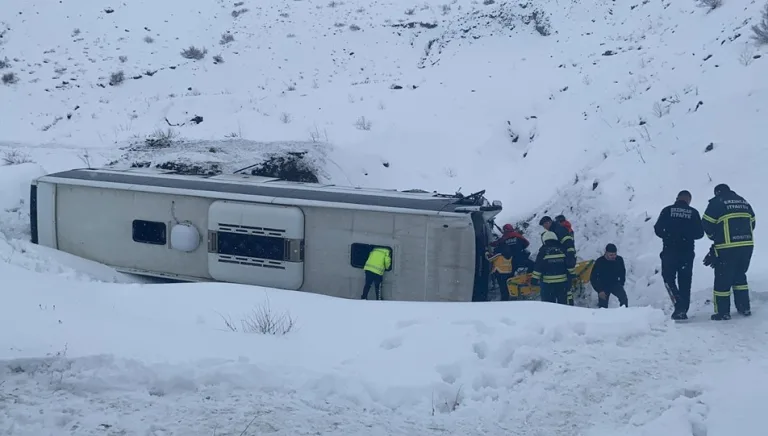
[506,259,595,301]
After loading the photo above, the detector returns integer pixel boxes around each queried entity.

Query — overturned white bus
[30,167,502,301]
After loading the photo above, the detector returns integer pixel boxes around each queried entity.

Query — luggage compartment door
[207,201,305,289]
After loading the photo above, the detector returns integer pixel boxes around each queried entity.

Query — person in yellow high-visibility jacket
[361,247,392,300]
[486,245,515,301]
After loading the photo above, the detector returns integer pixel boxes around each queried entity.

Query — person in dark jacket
[491,224,535,273]
[702,184,756,320]
[531,231,572,305]
[539,216,576,304]
[653,190,705,320]
[590,243,628,308]
[555,214,575,241]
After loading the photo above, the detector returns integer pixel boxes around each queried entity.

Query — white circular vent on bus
[170,223,200,252]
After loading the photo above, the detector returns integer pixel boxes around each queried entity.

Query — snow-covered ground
[1,0,768,433]
[4,273,768,435]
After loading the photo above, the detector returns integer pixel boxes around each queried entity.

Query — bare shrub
[2,72,18,85]
[71,28,81,37]
[79,149,92,168]
[354,116,372,130]
[280,112,292,123]
[232,8,249,17]
[118,55,128,63]
[697,0,723,12]
[440,4,451,14]
[753,3,768,44]
[431,386,463,415]
[349,24,361,31]
[309,124,329,142]
[144,128,178,148]
[0,57,10,69]
[219,298,296,335]
[220,33,235,45]
[328,0,341,7]
[405,7,416,15]
[652,101,669,118]
[2,149,33,165]
[739,44,755,66]
[143,35,154,43]
[109,70,125,86]
[213,54,224,64]
[181,45,207,60]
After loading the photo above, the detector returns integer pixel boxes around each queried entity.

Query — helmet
[502,224,514,232]
[541,231,557,243]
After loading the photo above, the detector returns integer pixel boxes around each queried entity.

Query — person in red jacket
[491,224,535,273]
[491,224,528,247]
[555,215,574,238]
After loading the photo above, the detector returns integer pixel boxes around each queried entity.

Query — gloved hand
[703,245,717,268]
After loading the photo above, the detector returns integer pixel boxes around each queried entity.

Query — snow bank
[0,274,716,435]
[4,274,766,435]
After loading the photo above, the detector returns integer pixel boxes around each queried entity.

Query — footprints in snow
[472,341,488,360]
[379,336,403,350]
[378,318,424,350]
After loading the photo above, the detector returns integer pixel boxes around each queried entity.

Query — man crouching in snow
[589,243,628,308]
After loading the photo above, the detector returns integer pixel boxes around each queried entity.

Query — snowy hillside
[1,0,768,434]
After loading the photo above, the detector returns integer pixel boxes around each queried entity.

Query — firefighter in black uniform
[531,231,573,305]
[702,184,756,320]
[539,216,577,304]
[653,190,705,320]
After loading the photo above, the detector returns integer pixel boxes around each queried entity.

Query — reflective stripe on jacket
[531,245,570,285]
[364,247,392,276]
[702,191,756,251]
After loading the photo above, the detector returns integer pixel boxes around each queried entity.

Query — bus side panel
[425,215,476,302]
[55,185,212,279]
[36,182,57,248]
[301,207,427,301]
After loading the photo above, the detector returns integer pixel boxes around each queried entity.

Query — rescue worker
[653,190,705,320]
[555,214,574,241]
[589,243,628,308]
[702,184,756,320]
[485,243,515,301]
[539,216,576,304]
[491,224,535,273]
[531,231,572,305]
[360,246,392,300]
